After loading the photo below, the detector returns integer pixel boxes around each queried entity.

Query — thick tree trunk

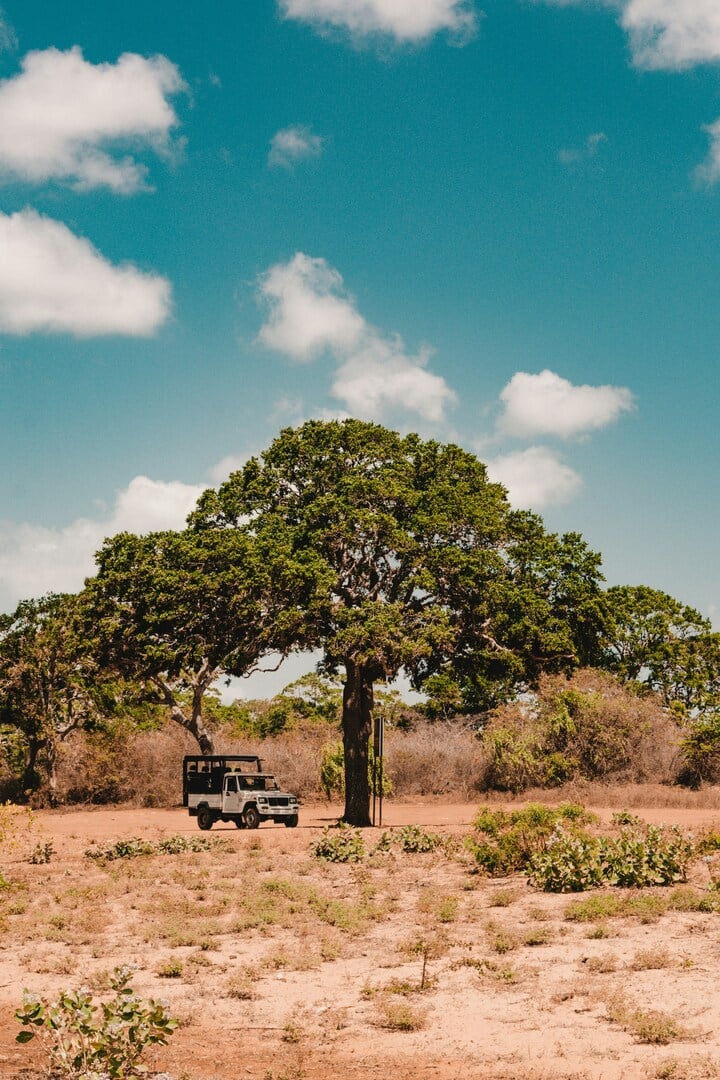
[45,735,58,808]
[168,703,215,755]
[22,738,42,798]
[342,658,373,826]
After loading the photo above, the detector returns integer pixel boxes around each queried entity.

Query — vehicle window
[226,776,237,793]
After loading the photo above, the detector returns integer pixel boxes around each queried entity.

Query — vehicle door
[223,774,243,814]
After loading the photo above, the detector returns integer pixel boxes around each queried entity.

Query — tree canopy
[83,527,326,754]
[192,419,608,824]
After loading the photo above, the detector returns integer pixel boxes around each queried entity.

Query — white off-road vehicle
[183,754,299,830]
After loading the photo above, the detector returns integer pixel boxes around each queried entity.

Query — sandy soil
[3,799,720,1080]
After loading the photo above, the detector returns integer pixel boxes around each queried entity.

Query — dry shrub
[55,721,330,806]
[56,725,195,806]
[384,722,484,797]
[479,670,682,794]
[213,724,331,799]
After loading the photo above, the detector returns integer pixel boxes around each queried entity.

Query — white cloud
[207,454,252,484]
[558,131,607,165]
[0,476,203,612]
[0,46,185,192]
[620,0,720,70]
[0,208,172,337]
[257,252,457,422]
[277,0,477,44]
[269,124,324,168]
[542,0,720,71]
[695,117,720,185]
[498,369,634,440]
[258,253,364,360]
[331,337,456,422]
[486,446,582,509]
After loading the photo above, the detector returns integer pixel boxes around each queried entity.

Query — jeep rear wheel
[243,805,260,830]
[197,805,214,831]
[284,815,299,828]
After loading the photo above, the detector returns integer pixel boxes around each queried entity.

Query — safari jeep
[183,754,299,830]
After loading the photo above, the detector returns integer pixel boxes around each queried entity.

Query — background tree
[191,419,607,825]
[0,593,111,802]
[600,585,709,685]
[83,527,325,754]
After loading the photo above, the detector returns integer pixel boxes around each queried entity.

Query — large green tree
[0,593,110,802]
[191,419,606,825]
[83,527,324,754]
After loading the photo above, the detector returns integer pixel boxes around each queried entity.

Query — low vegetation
[15,965,178,1078]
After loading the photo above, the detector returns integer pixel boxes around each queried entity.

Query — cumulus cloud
[541,0,720,71]
[620,0,720,70]
[486,447,582,509]
[0,209,172,337]
[269,124,324,169]
[0,476,204,612]
[257,252,457,422]
[558,131,607,165]
[0,46,185,192]
[497,369,634,440]
[258,253,364,360]
[331,338,455,422]
[277,0,477,45]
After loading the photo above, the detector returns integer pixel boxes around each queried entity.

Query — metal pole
[377,713,384,829]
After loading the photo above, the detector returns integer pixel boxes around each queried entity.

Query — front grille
[267,797,290,807]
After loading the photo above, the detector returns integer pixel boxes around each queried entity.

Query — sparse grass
[584,954,617,974]
[630,946,672,970]
[655,1056,720,1079]
[453,955,522,984]
[157,958,184,978]
[488,887,520,908]
[374,1000,427,1031]
[226,976,255,1000]
[605,992,689,1044]
[564,891,668,923]
[522,926,553,947]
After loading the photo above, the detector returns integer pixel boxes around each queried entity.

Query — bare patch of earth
[3,798,720,1080]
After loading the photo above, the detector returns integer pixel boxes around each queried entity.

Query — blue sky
[2,0,720,649]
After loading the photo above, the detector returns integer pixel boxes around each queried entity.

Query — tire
[234,818,246,829]
[284,815,299,829]
[197,805,214,831]
[243,805,260,830]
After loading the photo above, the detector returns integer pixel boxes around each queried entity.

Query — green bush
[478,670,679,793]
[467,803,593,875]
[397,824,444,854]
[15,964,177,1079]
[311,822,365,863]
[527,829,605,892]
[528,824,693,893]
[85,835,220,862]
[602,826,693,888]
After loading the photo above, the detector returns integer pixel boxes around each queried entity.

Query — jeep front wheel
[197,806,214,831]
[284,815,299,828]
[243,805,260,829]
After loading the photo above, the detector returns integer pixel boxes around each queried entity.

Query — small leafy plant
[15,964,178,1079]
[85,835,220,862]
[397,824,444,854]
[311,822,365,863]
[29,840,54,864]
